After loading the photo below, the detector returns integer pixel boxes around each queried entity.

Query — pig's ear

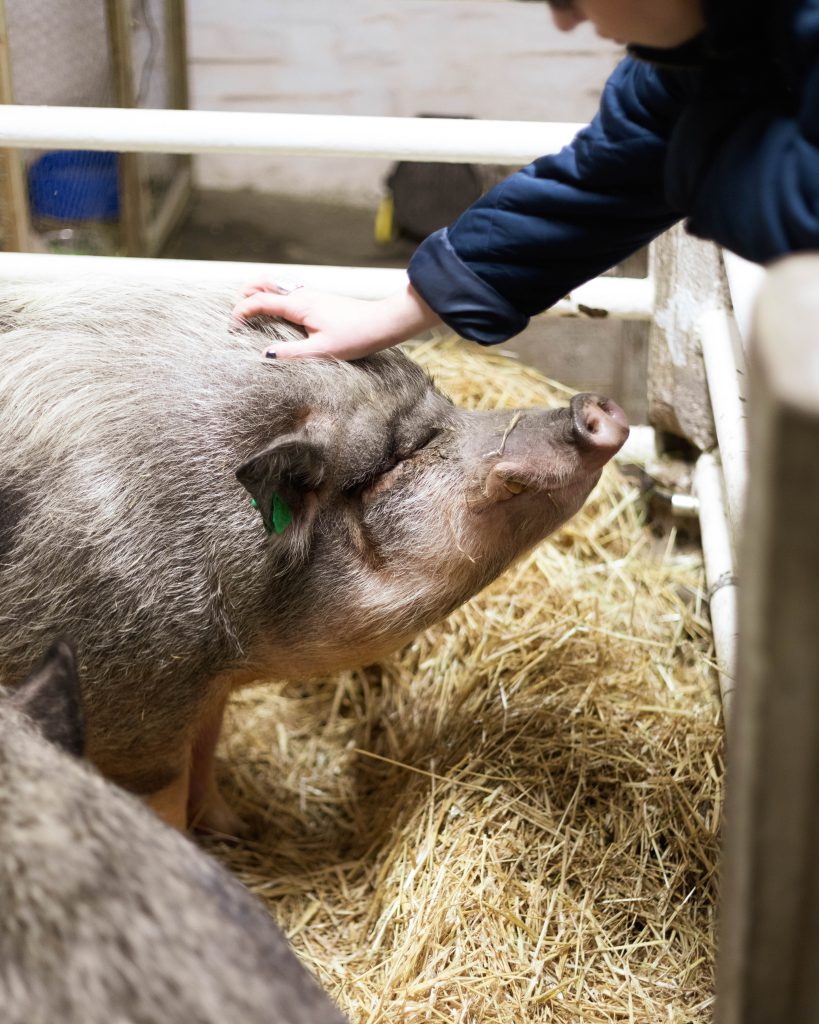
[235,433,325,534]
[11,638,86,757]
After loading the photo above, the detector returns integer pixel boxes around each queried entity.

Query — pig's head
[236,350,628,674]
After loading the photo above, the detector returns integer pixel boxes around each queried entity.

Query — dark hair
[518,0,576,8]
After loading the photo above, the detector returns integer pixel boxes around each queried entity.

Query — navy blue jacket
[408,0,819,344]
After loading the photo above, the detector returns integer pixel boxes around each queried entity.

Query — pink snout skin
[570,393,630,466]
[481,395,629,504]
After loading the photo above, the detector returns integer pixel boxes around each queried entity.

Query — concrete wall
[5,0,622,202]
[186,0,622,202]
[182,0,645,417]
[5,0,112,107]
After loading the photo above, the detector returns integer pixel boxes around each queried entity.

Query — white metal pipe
[0,252,656,319]
[722,251,766,348]
[694,451,738,722]
[0,105,584,165]
[698,308,749,541]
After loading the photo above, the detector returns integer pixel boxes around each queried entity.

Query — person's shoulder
[600,54,694,121]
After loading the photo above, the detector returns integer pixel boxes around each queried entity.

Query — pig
[0,279,628,831]
[0,639,348,1024]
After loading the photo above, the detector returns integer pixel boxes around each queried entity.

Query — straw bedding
[203,338,723,1024]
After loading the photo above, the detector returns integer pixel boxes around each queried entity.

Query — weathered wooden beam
[146,0,193,258]
[0,0,29,253]
[166,0,190,111]
[648,224,727,450]
[104,0,146,256]
[717,255,819,1024]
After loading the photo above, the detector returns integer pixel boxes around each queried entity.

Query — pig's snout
[570,393,629,464]
[477,395,629,506]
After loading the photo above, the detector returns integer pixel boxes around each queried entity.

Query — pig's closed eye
[394,427,442,462]
[358,430,441,500]
[343,455,398,497]
[352,454,405,498]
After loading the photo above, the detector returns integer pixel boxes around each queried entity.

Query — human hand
[232,278,441,361]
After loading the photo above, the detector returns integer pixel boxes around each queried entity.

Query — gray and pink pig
[0,279,627,830]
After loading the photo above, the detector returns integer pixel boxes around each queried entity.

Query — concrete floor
[163,188,648,421]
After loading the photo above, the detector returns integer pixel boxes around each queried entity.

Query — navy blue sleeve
[683,27,819,259]
[408,57,691,345]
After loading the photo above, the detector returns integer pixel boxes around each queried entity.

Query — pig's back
[0,278,298,455]
[0,280,302,685]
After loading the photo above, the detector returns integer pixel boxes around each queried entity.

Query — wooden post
[0,0,30,252]
[105,0,147,256]
[144,0,193,257]
[716,255,819,1024]
[166,0,189,111]
[648,225,728,450]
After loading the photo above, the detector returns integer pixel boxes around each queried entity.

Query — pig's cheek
[338,504,385,571]
[391,481,487,569]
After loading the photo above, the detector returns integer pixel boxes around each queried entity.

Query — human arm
[407,57,692,344]
[234,56,693,356]
[411,13,819,347]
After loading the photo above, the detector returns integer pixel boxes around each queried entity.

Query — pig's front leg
[86,698,218,834]
[87,671,253,834]
[88,740,194,833]
[145,760,191,832]
[187,691,249,837]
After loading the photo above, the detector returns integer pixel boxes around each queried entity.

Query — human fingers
[239,283,269,298]
[261,336,337,361]
[231,290,307,324]
[237,276,304,299]
[264,331,393,363]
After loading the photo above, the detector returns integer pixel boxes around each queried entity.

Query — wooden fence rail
[717,255,819,1024]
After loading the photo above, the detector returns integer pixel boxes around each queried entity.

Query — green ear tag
[250,495,292,536]
[272,494,293,535]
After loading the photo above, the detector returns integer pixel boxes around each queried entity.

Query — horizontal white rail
[0,105,584,165]
[0,252,655,319]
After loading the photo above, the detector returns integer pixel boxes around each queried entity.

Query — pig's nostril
[598,397,629,432]
[570,393,629,456]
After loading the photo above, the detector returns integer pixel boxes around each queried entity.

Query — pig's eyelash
[349,429,443,498]
[395,427,442,461]
[343,457,398,497]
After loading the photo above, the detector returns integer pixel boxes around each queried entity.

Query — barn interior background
[2,2,816,1023]
[1,0,650,415]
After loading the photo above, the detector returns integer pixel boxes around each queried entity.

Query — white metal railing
[722,251,766,343]
[691,256,756,717]
[694,450,738,714]
[0,105,653,316]
[0,105,583,165]
[699,308,748,534]
[0,251,655,317]
[0,104,653,317]
[691,251,763,715]
[0,103,743,712]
